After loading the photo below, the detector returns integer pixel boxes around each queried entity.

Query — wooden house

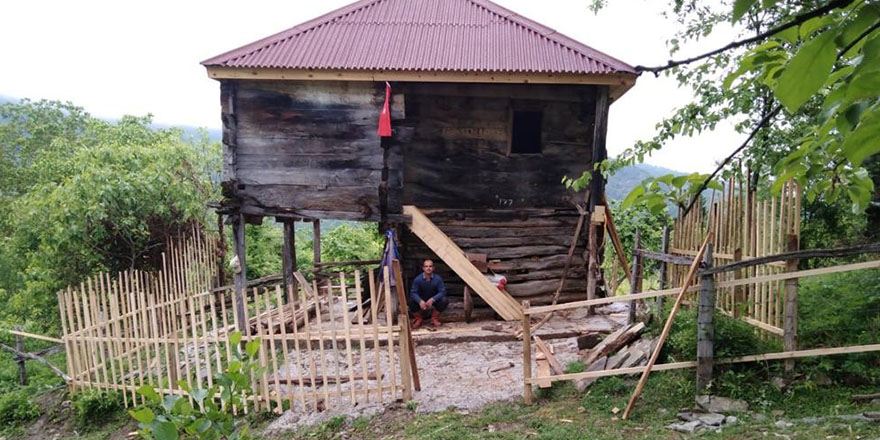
[202,0,638,320]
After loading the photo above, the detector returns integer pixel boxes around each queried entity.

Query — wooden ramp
[403,205,522,321]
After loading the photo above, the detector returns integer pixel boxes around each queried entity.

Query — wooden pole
[784,234,799,375]
[696,243,715,395]
[392,259,420,391]
[522,301,533,405]
[313,220,322,265]
[14,326,27,386]
[232,214,248,332]
[628,230,642,325]
[281,219,297,304]
[656,225,670,315]
[622,233,711,420]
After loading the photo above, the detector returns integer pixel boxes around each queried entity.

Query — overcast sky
[0,0,741,173]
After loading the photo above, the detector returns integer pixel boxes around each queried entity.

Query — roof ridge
[463,0,635,71]
[202,0,388,66]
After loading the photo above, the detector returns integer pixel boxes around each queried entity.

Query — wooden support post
[586,86,609,313]
[281,219,297,297]
[522,301,533,404]
[586,206,605,316]
[312,219,321,267]
[15,326,27,386]
[398,313,413,402]
[628,230,642,325]
[232,214,248,332]
[784,234,799,375]
[216,213,226,289]
[696,243,715,395]
[657,225,670,315]
[392,259,421,391]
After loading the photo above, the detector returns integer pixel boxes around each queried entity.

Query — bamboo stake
[382,267,397,401]
[261,289,283,413]
[622,233,712,420]
[58,289,77,391]
[354,271,371,402]
[339,273,357,405]
[157,259,174,390]
[323,280,345,403]
[311,280,332,408]
[296,281,320,410]
[252,288,271,412]
[368,270,383,404]
[273,285,296,411]
[285,283,309,411]
[98,273,119,394]
[522,301,533,405]
[198,294,215,391]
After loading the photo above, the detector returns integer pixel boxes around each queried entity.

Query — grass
[278,369,880,439]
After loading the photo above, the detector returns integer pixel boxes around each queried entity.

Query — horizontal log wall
[398,83,597,306]
[400,208,588,306]
[226,80,405,221]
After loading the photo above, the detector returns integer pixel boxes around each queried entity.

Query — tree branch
[636,0,855,75]
[0,343,71,382]
[681,104,782,217]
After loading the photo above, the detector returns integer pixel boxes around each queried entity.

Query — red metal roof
[202,0,636,75]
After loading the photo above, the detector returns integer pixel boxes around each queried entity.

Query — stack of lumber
[248,299,318,334]
[574,323,652,392]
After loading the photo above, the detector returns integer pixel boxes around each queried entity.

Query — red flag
[377,82,392,137]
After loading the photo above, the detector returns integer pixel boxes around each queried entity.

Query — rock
[811,373,833,386]
[695,413,726,426]
[668,420,703,433]
[864,411,880,419]
[775,420,794,429]
[771,410,785,417]
[752,413,767,422]
[871,399,880,406]
[678,411,699,422]
[771,377,788,390]
[576,333,604,350]
[696,395,749,413]
[725,415,739,425]
[657,408,668,415]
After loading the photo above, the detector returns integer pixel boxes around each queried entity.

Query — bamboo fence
[57,233,412,413]
[669,178,801,335]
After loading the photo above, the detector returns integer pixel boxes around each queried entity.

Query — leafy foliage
[0,100,220,332]
[72,389,121,430]
[0,390,41,425]
[130,332,264,440]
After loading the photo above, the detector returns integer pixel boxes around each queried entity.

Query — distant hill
[606,163,683,202]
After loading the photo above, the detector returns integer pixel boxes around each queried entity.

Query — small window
[510,110,543,154]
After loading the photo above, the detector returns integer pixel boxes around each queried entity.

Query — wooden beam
[700,242,880,276]
[714,260,880,289]
[637,250,694,266]
[392,259,421,392]
[6,329,63,344]
[696,244,715,395]
[232,214,248,332]
[783,234,799,374]
[622,233,711,420]
[604,199,633,283]
[522,301,533,404]
[403,206,521,320]
[205,67,638,93]
[281,219,297,296]
[313,220,321,265]
[533,336,565,376]
[0,343,71,382]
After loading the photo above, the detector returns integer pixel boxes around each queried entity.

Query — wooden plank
[715,260,880,289]
[583,323,645,367]
[533,336,564,376]
[353,271,372,402]
[368,270,383,404]
[622,234,711,420]
[696,244,715,393]
[403,205,521,320]
[382,267,398,401]
[521,301,533,404]
[392,260,420,391]
[339,273,358,405]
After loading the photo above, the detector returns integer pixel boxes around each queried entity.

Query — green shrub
[72,389,121,429]
[0,390,41,425]
[663,308,778,362]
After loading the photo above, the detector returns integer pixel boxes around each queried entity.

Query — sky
[0,0,742,174]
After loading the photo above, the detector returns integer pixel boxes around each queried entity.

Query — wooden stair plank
[403,206,521,321]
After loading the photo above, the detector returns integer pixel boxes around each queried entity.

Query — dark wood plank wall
[227,80,404,221]
[398,83,598,305]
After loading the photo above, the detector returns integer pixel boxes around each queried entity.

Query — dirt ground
[264,304,628,433]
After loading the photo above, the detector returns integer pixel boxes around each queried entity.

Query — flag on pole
[377,82,392,137]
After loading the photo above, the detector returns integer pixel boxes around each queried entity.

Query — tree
[575,0,879,228]
[0,100,220,330]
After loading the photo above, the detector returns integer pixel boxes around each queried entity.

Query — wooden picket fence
[670,178,801,335]
[57,233,414,413]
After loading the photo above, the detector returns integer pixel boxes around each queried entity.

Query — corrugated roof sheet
[202,0,636,75]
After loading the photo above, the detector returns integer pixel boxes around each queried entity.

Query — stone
[696,395,750,413]
[871,399,880,406]
[775,420,794,429]
[752,413,767,422]
[771,410,785,417]
[811,373,833,386]
[864,412,880,419]
[657,408,668,415]
[771,377,788,390]
[668,420,703,434]
[695,413,726,426]
[725,415,739,425]
[576,333,604,350]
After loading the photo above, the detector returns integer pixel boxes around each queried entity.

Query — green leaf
[774,26,799,44]
[245,339,261,357]
[162,395,181,413]
[129,408,155,424]
[621,185,645,210]
[229,331,242,346]
[799,15,835,39]
[732,0,757,23]
[191,388,209,403]
[846,72,880,101]
[137,385,161,403]
[774,31,838,112]
[152,421,179,440]
[841,107,880,166]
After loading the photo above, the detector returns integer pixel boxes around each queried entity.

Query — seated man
[409,259,448,329]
